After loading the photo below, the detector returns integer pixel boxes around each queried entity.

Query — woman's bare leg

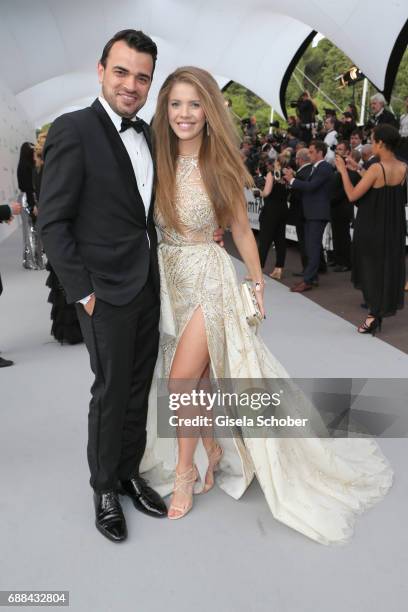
[168,307,210,517]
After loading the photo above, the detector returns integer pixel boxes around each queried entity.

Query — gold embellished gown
[140,154,393,546]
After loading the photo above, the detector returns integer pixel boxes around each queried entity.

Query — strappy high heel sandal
[168,465,199,520]
[199,442,223,494]
[357,316,382,336]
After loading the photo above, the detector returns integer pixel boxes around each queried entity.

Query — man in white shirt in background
[323,116,338,165]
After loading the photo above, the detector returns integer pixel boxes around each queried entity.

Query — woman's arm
[260,171,273,198]
[230,200,265,316]
[335,154,378,202]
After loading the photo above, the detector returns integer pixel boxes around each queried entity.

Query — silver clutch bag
[240,282,263,326]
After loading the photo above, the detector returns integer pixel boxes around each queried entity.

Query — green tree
[391,49,408,115]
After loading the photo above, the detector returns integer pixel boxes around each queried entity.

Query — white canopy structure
[0,0,407,126]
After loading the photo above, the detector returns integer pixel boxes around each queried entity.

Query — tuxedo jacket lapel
[307,165,316,180]
[141,122,156,219]
[91,99,146,220]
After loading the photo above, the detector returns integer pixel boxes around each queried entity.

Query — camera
[253,174,265,190]
[289,101,298,109]
[269,120,280,128]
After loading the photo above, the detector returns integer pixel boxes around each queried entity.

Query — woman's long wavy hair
[152,66,253,231]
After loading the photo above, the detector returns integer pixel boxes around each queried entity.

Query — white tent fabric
[0,0,406,126]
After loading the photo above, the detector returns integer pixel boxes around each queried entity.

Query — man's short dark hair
[337,139,350,151]
[100,29,158,74]
[309,140,327,156]
[350,129,362,138]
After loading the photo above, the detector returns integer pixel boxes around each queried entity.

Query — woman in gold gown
[143,66,393,544]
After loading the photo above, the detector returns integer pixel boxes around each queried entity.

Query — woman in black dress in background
[35,131,83,345]
[256,157,289,279]
[335,125,407,335]
[17,142,35,212]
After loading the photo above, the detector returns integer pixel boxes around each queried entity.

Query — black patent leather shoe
[94,491,127,542]
[120,476,167,518]
[0,356,14,368]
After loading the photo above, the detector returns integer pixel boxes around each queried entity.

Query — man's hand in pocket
[84,294,96,316]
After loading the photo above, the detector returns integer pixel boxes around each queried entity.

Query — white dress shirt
[352,143,363,153]
[79,97,154,304]
[324,129,338,165]
[98,96,153,218]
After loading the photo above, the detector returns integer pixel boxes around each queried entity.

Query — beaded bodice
[155,155,218,246]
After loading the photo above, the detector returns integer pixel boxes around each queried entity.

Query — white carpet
[1,229,406,612]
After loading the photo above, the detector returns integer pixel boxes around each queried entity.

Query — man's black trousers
[303,220,327,283]
[76,275,160,492]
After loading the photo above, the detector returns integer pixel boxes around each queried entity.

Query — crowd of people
[240,91,408,334]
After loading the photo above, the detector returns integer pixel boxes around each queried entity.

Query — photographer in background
[241,136,259,174]
[292,91,317,145]
[287,115,300,137]
[338,111,357,141]
[242,115,259,140]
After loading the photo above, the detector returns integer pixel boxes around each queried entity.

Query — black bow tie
[120,117,144,133]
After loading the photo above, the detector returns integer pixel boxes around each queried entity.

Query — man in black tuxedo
[288,147,313,270]
[1,202,22,367]
[289,148,327,278]
[38,30,168,543]
[283,140,334,292]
